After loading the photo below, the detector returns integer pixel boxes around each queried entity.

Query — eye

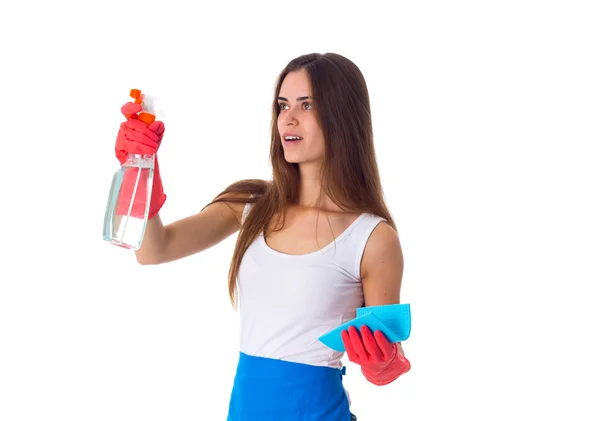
[277,102,313,111]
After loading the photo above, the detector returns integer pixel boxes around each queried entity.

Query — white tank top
[237,202,385,370]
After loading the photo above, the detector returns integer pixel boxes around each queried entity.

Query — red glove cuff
[147,158,166,219]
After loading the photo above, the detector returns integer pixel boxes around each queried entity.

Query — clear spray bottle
[102,89,159,250]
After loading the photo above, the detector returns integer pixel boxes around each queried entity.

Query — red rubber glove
[342,325,411,386]
[114,102,166,219]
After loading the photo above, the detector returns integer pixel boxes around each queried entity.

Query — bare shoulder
[359,220,404,306]
[360,220,403,280]
[213,192,251,227]
[210,179,270,226]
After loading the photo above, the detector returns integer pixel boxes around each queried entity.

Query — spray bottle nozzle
[129,89,156,125]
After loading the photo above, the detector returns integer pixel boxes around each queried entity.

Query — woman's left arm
[361,221,404,308]
[341,221,411,385]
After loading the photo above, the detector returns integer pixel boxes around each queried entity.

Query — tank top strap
[241,201,252,225]
[340,213,387,281]
[241,195,256,225]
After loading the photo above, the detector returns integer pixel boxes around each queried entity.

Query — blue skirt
[227,352,352,421]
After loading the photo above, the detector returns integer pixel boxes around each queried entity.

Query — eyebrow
[277,96,312,102]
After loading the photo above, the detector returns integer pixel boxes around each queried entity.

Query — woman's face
[277,69,326,165]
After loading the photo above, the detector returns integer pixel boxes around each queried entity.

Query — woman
[115,52,411,420]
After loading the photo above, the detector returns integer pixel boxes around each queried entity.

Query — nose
[283,109,299,126]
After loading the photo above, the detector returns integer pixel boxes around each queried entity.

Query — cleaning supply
[356,303,411,338]
[318,303,411,352]
[102,89,166,250]
[342,325,411,386]
[127,89,158,125]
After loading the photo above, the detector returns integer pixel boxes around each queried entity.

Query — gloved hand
[342,325,411,386]
[114,102,166,219]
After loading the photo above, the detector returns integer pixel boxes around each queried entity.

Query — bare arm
[135,192,250,265]
[360,221,405,355]
[360,221,404,305]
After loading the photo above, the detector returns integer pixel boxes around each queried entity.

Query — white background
[1,1,599,420]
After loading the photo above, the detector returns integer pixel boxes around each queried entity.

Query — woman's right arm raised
[114,101,248,265]
[135,193,248,265]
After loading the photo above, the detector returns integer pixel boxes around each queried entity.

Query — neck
[296,161,337,210]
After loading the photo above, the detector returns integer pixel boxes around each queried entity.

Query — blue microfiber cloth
[357,303,411,340]
[318,303,411,352]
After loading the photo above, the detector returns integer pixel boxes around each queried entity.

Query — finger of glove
[341,330,358,362]
[121,102,142,117]
[360,325,384,362]
[148,121,165,137]
[349,326,369,361]
[373,330,396,361]
[124,130,159,152]
[124,119,160,144]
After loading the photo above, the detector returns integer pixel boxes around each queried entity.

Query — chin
[283,155,301,164]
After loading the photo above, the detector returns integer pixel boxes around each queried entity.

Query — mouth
[283,135,304,144]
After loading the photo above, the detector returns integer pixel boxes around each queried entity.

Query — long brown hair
[204,52,397,309]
